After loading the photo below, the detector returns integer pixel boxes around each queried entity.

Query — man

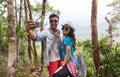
[26,14,61,77]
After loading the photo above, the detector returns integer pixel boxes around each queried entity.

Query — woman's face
[62,26,71,36]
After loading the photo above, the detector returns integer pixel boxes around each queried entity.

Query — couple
[26,14,77,77]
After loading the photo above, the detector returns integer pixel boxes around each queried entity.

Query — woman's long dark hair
[66,28,76,48]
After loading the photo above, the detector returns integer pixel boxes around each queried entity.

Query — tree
[106,0,120,42]
[27,0,38,67]
[39,0,47,75]
[23,0,32,66]
[91,0,101,76]
[6,0,17,77]
[105,16,113,45]
[107,0,120,24]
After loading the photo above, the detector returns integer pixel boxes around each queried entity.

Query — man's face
[49,17,59,29]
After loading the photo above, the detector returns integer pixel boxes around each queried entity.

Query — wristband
[61,64,64,67]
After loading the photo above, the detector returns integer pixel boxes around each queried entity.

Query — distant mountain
[43,21,119,42]
[75,22,108,41]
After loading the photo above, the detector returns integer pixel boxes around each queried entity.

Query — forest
[0,0,120,77]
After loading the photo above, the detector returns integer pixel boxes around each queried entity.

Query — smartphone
[35,21,40,28]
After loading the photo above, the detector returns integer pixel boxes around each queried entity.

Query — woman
[52,21,78,77]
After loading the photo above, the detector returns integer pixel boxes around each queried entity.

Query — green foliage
[0,25,8,51]
[16,26,28,39]
[76,37,120,77]
[0,53,7,77]
[99,37,109,55]
[31,2,60,20]
[81,39,94,54]
[107,0,120,24]
[0,3,8,51]
[46,2,60,15]
[99,37,120,77]
[31,3,42,12]
[14,64,30,77]
[76,40,95,77]
[107,0,120,6]
[14,52,30,77]
[14,50,49,77]
[109,43,120,76]
[0,0,5,5]
[31,2,42,19]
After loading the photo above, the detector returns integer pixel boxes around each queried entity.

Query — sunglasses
[50,20,58,23]
[62,26,69,31]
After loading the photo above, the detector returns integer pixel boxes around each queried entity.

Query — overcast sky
[32,0,114,40]
[32,0,113,26]
[46,0,113,26]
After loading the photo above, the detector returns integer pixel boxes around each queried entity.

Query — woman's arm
[54,45,71,73]
[62,45,71,66]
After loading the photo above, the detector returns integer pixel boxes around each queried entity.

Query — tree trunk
[105,16,113,45]
[33,41,38,67]
[91,0,101,76]
[15,0,19,62]
[39,0,47,75]
[0,26,2,51]
[16,0,23,62]
[24,0,32,65]
[7,0,17,77]
[26,0,38,67]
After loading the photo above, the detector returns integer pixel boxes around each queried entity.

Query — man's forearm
[28,30,37,40]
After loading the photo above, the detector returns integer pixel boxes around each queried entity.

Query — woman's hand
[54,66,63,73]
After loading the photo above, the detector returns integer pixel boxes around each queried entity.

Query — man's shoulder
[42,28,50,33]
[42,28,60,35]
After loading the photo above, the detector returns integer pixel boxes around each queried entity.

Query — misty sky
[32,0,113,27]
[47,0,113,27]
[32,0,115,40]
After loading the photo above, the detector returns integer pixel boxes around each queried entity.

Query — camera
[35,21,40,28]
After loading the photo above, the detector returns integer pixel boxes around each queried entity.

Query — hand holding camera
[26,20,39,32]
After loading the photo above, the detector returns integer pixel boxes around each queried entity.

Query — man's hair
[49,14,59,19]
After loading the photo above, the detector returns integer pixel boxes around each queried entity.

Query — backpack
[70,38,87,77]
[72,51,87,77]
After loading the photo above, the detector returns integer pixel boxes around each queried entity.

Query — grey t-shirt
[49,38,61,62]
